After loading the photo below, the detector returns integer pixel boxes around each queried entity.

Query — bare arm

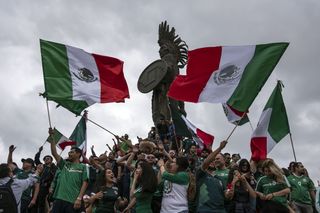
[28,182,40,207]
[158,143,173,162]
[7,145,16,164]
[123,197,136,213]
[74,181,88,209]
[202,141,227,170]
[117,152,131,164]
[310,189,316,202]
[49,128,61,163]
[126,146,139,171]
[241,176,256,198]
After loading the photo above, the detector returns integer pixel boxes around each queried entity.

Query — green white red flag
[46,128,75,150]
[250,81,290,161]
[40,39,129,115]
[168,43,289,114]
[170,104,214,149]
[69,115,87,155]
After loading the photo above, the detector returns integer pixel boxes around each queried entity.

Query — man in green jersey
[196,140,232,213]
[288,162,315,213]
[49,128,88,213]
[214,153,229,187]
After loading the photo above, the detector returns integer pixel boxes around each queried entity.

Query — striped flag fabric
[168,43,289,114]
[69,115,87,155]
[46,128,75,150]
[222,103,249,125]
[250,81,290,161]
[40,39,129,115]
[170,104,214,149]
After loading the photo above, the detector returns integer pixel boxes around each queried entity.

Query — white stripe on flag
[199,45,255,103]
[67,45,101,105]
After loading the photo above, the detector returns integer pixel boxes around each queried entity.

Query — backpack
[0,178,18,213]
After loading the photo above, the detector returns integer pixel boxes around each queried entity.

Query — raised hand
[9,145,16,153]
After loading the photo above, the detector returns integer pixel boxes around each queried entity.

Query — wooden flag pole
[289,133,297,162]
[225,112,247,141]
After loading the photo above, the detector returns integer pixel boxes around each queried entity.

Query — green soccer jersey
[214,168,229,187]
[196,169,226,213]
[134,187,153,213]
[287,174,315,205]
[53,159,88,204]
[256,175,290,206]
[94,186,119,213]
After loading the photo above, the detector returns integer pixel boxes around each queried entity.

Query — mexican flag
[40,39,129,115]
[250,81,290,161]
[222,103,249,126]
[69,116,87,155]
[170,104,214,149]
[46,128,75,150]
[168,43,289,113]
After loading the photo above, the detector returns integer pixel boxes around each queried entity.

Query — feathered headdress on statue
[158,21,188,68]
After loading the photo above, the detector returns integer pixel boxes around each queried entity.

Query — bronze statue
[138,21,188,125]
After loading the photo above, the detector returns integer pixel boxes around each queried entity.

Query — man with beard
[195,141,232,213]
[49,128,88,213]
[288,162,315,213]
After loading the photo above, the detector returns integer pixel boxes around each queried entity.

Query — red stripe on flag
[196,128,214,148]
[227,104,247,116]
[92,54,129,103]
[250,137,267,161]
[58,140,76,150]
[168,47,222,102]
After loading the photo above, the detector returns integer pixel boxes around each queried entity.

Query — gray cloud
[1,0,319,182]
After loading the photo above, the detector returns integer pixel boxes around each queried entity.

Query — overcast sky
[1,0,319,183]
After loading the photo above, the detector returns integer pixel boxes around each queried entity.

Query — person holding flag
[49,127,88,213]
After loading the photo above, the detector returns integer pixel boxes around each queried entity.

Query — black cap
[43,155,53,161]
[21,158,35,166]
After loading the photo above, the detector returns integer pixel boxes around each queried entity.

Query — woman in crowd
[158,156,190,213]
[227,159,256,213]
[255,158,293,212]
[90,168,119,213]
[124,161,157,213]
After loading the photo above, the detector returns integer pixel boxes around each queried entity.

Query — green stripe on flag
[46,128,64,144]
[266,82,290,142]
[40,39,72,100]
[169,104,192,137]
[40,39,89,115]
[227,42,289,112]
[70,116,86,147]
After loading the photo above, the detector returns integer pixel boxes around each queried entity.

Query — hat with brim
[21,158,35,167]
[139,140,156,154]
[43,155,53,161]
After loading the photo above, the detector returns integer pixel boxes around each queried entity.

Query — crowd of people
[1,119,320,213]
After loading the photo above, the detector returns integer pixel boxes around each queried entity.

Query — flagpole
[289,133,297,162]
[248,116,254,131]
[83,110,88,156]
[42,99,53,147]
[59,149,64,156]
[225,112,247,141]
[85,117,116,137]
[46,99,52,128]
